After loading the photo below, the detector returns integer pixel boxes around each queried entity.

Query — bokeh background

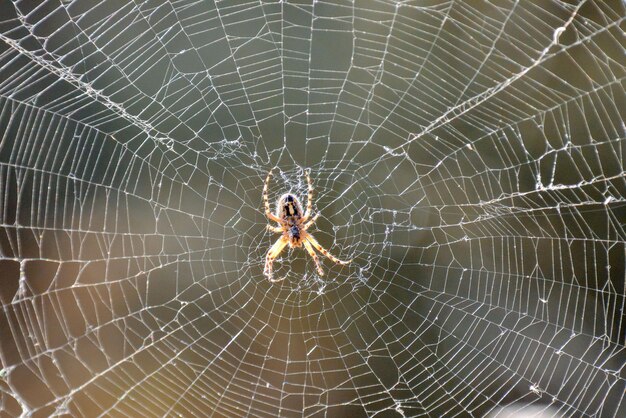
[0,1,624,417]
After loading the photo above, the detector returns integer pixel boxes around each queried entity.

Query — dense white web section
[0,0,624,417]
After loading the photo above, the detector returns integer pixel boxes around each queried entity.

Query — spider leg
[303,239,325,276]
[302,213,319,230]
[305,233,351,265]
[265,236,289,281]
[263,170,282,223]
[269,274,287,283]
[267,225,283,233]
[301,169,314,223]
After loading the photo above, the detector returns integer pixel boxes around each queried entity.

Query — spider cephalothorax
[262,169,351,282]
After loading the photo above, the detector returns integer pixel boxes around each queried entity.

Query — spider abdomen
[277,193,302,219]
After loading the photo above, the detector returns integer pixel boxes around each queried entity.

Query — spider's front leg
[265,236,289,282]
[303,239,325,276]
[305,233,351,265]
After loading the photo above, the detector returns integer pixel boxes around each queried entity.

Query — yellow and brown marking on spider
[262,169,351,282]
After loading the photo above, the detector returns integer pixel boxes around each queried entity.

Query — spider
[262,169,351,282]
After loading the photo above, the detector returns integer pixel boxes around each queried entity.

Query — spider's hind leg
[302,169,314,222]
[302,213,319,230]
[263,170,282,223]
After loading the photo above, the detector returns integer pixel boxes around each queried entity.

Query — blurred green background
[0,1,624,417]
